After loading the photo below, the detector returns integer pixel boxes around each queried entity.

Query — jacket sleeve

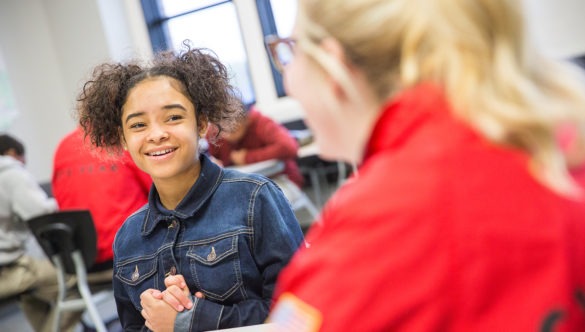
[179,181,304,330]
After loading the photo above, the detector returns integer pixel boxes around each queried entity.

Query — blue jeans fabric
[112,155,304,331]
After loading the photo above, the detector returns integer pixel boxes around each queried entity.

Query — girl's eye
[168,115,183,122]
[129,122,145,129]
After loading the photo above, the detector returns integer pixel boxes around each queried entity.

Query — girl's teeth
[150,149,173,156]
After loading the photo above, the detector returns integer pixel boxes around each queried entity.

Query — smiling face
[121,76,207,185]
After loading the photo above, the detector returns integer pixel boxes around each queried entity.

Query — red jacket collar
[364,84,449,160]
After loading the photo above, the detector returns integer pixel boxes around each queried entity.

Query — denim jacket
[113,155,304,331]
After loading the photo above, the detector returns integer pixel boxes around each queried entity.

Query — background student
[52,126,151,280]
[75,45,304,331]
[264,0,585,330]
[206,104,304,188]
[0,134,80,332]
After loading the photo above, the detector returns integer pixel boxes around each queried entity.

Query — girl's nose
[147,124,169,143]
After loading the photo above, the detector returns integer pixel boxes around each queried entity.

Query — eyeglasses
[265,35,297,73]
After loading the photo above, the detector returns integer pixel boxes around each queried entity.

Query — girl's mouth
[146,148,177,157]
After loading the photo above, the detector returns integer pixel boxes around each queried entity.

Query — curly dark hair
[77,43,244,153]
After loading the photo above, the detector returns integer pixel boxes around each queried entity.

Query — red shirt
[208,107,304,187]
[52,128,151,263]
[270,85,585,331]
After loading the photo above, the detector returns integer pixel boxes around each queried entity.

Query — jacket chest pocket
[186,235,243,301]
[115,255,159,310]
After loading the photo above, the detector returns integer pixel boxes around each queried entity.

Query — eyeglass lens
[275,41,294,69]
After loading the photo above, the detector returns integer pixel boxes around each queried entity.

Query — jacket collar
[141,154,223,236]
[364,83,448,160]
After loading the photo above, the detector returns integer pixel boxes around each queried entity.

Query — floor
[0,174,340,331]
[0,294,120,332]
[0,302,34,332]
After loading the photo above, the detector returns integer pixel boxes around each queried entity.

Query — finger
[141,308,149,321]
[163,287,193,311]
[161,289,184,311]
[150,289,163,299]
[164,274,187,289]
[144,319,153,331]
[164,275,177,288]
[140,289,151,301]
[195,291,205,299]
[177,274,187,288]
[140,288,160,301]
[177,275,187,288]
[168,282,191,298]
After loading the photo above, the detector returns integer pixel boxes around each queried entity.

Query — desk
[227,159,285,177]
[298,143,347,185]
[297,141,320,159]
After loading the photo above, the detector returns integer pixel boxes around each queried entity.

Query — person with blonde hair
[261,0,585,330]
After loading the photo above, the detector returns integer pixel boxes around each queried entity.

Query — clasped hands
[140,274,205,332]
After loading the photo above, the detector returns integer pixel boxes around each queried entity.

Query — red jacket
[270,84,585,331]
[208,107,304,187]
[52,128,151,264]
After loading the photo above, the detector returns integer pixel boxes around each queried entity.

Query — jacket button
[207,247,217,262]
[131,265,140,281]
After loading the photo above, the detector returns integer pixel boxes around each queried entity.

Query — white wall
[0,0,584,182]
[0,0,148,182]
[524,0,585,58]
[0,0,76,182]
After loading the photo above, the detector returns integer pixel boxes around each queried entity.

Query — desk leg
[336,161,347,187]
[308,169,322,208]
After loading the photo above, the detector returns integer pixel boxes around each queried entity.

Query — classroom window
[141,0,255,106]
[141,0,297,102]
[270,0,296,36]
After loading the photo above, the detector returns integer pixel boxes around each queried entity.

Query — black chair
[27,210,108,332]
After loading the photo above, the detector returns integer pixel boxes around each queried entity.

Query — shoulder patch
[268,292,322,332]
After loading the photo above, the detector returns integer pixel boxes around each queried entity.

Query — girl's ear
[320,37,346,65]
[119,130,128,150]
[198,119,209,138]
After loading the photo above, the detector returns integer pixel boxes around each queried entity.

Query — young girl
[76,46,304,331]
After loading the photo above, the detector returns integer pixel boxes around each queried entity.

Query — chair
[297,140,351,207]
[26,210,108,332]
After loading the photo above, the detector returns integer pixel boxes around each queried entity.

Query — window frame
[140,0,289,103]
[140,0,258,105]
[255,0,286,97]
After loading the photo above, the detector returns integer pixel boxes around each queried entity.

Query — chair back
[27,210,97,274]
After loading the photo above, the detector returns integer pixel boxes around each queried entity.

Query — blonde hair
[297,0,585,196]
